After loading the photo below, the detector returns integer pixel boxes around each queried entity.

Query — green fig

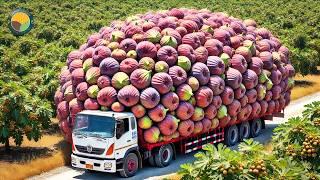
[177,56,191,72]
[217,105,228,119]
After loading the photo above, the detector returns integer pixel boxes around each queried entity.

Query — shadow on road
[0,146,53,163]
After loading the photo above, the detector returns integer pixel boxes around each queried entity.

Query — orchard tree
[0,81,52,152]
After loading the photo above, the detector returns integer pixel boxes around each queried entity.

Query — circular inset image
[9,9,33,35]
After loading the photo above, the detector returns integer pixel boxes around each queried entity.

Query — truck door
[114,117,136,159]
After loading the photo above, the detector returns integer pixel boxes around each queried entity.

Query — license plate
[85,164,93,169]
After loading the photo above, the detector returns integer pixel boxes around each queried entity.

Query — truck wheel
[119,153,139,178]
[154,144,174,167]
[224,125,239,146]
[148,155,155,166]
[239,121,250,141]
[251,119,262,137]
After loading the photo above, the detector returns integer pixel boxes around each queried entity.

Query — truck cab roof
[78,110,134,119]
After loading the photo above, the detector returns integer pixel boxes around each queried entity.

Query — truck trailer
[70,110,283,177]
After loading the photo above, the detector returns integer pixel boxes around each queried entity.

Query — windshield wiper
[73,131,87,138]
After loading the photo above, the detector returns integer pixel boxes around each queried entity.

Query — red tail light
[106,143,114,155]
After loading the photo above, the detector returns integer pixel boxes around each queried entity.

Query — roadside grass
[0,73,320,180]
[149,173,181,180]
[0,120,71,180]
[291,73,320,100]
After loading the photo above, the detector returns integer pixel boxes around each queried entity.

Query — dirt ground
[0,121,71,180]
[291,74,320,100]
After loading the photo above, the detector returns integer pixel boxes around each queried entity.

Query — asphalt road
[30,92,320,180]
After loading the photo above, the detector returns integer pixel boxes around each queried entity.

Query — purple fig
[176,102,194,120]
[120,58,139,74]
[130,69,152,89]
[148,104,168,122]
[117,85,140,107]
[92,46,111,65]
[221,86,234,105]
[259,51,273,70]
[207,56,225,75]
[99,57,119,76]
[191,62,210,85]
[225,67,242,89]
[246,88,257,103]
[177,44,196,63]
[136,41,157,58]
[161,92,179,111]
[140,87,160,109]
[157,46,178,66]
[84,98,100,110]
[204,39,223,56]
[120,38,137,52]
[208,75,225,95]
[195,86,213,108]
[230,54,247,73]
[182,33,201,49]
[194,46,209,63]
[169,66,187,86]
[151,72,173,94]
[242,69,258,89]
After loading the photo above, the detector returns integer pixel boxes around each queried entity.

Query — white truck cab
[71,110,141,177]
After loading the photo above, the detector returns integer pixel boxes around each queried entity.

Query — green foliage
[179,101,320,179]
[179,143,252,180]
[272,101,320,172]
[303,101,320,120]
[0,81,52,147]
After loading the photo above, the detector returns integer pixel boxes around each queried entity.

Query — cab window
[116,118,129,139]
[130,117,136,130]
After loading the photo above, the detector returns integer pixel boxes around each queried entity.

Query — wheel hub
[127,159,136,172]
[162,149,170,162]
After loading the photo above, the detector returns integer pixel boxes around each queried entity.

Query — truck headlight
[104,162,112,169]
[71,156,77,165]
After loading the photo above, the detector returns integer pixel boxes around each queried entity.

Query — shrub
[0,81,52,152]
[36,27,61,43]
[293,34,307,49]
[179,101,320,179]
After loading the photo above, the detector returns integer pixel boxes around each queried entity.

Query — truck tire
[148,155,155,166]
[154,144,174,167]
[119,153,139,178]
[224,125,239,146]
[239,121,250,141]
[250,119,262,137]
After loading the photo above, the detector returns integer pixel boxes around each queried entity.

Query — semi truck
[70,109,284,177]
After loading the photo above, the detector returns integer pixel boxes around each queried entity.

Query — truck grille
[75,145,105,155]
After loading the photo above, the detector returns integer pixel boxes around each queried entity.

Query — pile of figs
[55,8,295,143]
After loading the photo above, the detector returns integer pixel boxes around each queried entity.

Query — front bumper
[71,154,117,173]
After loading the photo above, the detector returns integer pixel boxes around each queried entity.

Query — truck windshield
[73,114,115,138]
